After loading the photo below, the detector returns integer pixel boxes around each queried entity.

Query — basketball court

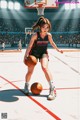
[0,48,80,120]
[0,0,80,119]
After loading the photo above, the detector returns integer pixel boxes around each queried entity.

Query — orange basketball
[31,82,43,95]
[24,55,37,67]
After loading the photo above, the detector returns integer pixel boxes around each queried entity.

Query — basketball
[24,55,37,67]
[31,82,43,95]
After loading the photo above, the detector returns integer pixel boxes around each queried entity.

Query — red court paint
[43,87,80,91]
[0,75,61,120]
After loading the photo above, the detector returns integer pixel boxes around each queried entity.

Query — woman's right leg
[24,65,35,94]
[25,66,35,82]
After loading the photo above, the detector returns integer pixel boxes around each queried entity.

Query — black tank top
[30,32,49,55]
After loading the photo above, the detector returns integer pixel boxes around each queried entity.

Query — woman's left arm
[48,33,63,53]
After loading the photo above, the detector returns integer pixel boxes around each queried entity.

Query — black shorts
[30,51,49,61]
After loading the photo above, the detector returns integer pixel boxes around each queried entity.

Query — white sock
[49,80,54,88]
[25,82,29,86]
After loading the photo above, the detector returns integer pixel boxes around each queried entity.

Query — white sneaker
[47,86,56,100]
[24,83,29,95]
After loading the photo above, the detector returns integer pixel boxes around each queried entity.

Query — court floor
[0,48,80,120]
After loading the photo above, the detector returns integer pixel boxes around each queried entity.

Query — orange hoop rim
[36,2,46,8]
[38,3,43,8]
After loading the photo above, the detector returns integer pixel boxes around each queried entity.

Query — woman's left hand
[58,50,63,53]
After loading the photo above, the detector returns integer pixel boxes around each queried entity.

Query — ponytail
[32,16,51,31]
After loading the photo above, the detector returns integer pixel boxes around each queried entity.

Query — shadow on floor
[0,89,48,102]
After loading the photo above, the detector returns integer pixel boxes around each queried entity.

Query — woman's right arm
[24,33,37,59]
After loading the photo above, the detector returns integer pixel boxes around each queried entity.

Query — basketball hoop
[36,3,45,16]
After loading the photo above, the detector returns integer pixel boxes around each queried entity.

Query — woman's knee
[42,65,48,72]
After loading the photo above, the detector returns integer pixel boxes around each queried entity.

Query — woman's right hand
[24,54,29,63]
[25,54,29,59]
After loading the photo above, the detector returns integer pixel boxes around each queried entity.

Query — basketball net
[36,3,45,15]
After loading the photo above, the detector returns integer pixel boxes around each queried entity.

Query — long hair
[32,16,51,31]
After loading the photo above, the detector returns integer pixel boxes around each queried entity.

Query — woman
[24,16,63,100]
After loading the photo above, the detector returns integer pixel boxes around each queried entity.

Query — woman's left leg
[40,54,56,100]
